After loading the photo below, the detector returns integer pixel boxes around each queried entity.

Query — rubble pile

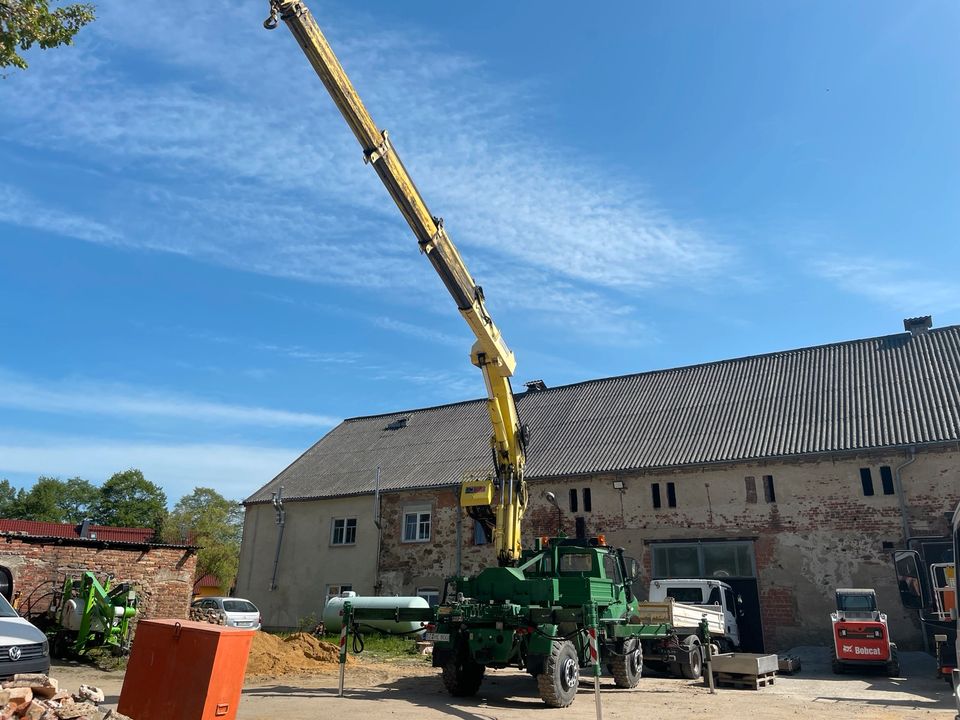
[0,675,129,720]
[188,607,226,625]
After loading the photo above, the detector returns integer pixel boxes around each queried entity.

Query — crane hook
[263,0,281,30]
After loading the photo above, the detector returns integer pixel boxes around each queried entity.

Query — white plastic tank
[322,591,431,633]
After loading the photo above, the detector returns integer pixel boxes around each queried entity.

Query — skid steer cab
[831,588,899,676]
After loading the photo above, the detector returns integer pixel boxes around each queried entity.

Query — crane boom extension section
[266,0,527,565]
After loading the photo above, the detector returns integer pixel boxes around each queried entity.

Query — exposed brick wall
[0,539,196,624]
[373,446,958,652]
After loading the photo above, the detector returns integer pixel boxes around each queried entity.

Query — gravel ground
[48,645,957,720]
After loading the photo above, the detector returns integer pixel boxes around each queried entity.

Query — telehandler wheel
[537,640,580,707]
[610,644,643,688]
[680,641,703,680]
[441,652,485,697]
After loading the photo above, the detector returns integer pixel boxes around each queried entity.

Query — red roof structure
[0,519,155,543]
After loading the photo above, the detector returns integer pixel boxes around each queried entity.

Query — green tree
[0,479,18,517]
[7,475,98,523]
[1,1,95,72]
[94,469,167,531]
[164,487,242,589]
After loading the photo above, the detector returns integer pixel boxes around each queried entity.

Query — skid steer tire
[441,652,485,697]
[886,644,901,677]
[610,644,643,688]
[537,640,580,708]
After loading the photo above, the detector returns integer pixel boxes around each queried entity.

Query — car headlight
[41,640,49,657]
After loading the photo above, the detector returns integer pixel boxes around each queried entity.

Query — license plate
[425,632,450,642]
[235,622,252,627]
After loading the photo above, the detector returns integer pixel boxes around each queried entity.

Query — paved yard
[50,646,957,720]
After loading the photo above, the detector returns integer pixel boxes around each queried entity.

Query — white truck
[633,579,743,679]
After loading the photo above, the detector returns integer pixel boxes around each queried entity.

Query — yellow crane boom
[265,0,528,565]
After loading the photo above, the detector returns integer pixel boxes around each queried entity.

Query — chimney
[524,380,548,393]
[903,316,933,336]
[78,518,92,538]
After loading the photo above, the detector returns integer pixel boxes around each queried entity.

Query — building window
[569,489,579,513]
[860,468,875,496]
[473,520,489,545]
[582,488,592,512]
[652,541,756,578]
[331,517,357,546]
[762,475,776,503]
[325,583,353,607]
[880,466,895,495]
[651,483,662,509]
[416,587,440,607]
[744,476,757,504]
[666,482,677,508]
[402,506,432,543]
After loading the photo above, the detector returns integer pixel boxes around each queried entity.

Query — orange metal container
[118,619,255,720]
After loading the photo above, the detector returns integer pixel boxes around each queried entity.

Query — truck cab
[648,578,742,650]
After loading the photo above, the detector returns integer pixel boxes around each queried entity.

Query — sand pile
[246,632,348,676]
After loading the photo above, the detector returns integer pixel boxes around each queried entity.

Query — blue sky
[0,1,957,505]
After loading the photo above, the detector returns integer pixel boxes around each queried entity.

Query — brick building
[237,318,960,651]
[0,520,197,622]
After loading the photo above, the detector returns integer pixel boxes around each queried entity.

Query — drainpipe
[269,486,286,591]
[373,467,383,595]
[455,487,463,577]
[894,448,916,543]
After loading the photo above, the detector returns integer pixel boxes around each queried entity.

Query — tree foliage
[94,468,168,532]
[164,487,242,589]
[1,476,97,523]
[1,0,95,71]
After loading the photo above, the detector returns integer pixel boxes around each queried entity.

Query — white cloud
[811,254,960,313]
[0,370,338,429]
[0,0,733,345]
[0,434,298,502]
[0,184,123,245]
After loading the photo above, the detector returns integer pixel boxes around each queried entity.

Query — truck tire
[441,652,485,697]
[537,640,580,707]
[610,645,643,688]
[680,642,703,680]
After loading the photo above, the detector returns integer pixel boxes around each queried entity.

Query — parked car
[0,593,49,677]
[191,597,261,630]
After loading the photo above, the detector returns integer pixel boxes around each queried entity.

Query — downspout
[894,447,917,543]
[269,486,286,591]
[373,466,383,595]
[455,486,463,577]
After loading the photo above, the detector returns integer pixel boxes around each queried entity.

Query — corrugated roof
[246,325,960,504]
[0,519,155,543]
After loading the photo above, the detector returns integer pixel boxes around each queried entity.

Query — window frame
[402,505,432,543]
[330,516,358,546]
[651,540,757,579]
[416,587,441,607]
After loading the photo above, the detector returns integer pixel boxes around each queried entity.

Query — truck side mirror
[893,550,929,610]
[624,557,640,583]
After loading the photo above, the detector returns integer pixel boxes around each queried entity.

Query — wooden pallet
[712,670,777,690]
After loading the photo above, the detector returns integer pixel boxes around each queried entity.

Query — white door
[722,587,741,648]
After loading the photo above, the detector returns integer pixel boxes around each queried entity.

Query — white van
[0,594,49,677]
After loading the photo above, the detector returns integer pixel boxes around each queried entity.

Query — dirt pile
[245,632,347,676]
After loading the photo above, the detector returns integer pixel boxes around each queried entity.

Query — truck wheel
[537,640,580,707]
[441,652,485,697]
[886,645,900,677]
[681,644,703,680]
[610,645,643,688]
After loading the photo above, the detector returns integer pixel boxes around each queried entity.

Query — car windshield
[0,594,17,618]
[223,600,257,613]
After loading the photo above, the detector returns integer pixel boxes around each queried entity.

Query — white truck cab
[648,578,742,650]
